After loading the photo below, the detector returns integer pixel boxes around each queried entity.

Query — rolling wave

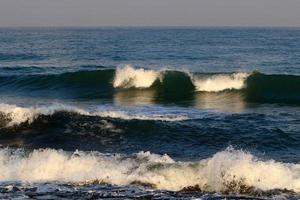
[0,66,299,103]
[0,103,188,127]
[113,66,249,91]
[0,147,299,195]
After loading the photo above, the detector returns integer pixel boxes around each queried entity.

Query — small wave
[0,103,188,127]
[0,147,299,194]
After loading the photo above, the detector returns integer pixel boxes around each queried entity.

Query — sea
[0,27,299,199]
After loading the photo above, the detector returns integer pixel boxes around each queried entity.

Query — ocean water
[0,27,300,199]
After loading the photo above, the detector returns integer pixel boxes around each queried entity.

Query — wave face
[0,66,299,103]
[0,69,115,99]
[245,72,300,103]
[0,147,299,194]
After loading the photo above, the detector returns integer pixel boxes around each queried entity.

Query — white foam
[113,66,250,92]
[193,73,249,92]
[93,110,188,122]
[0,103,82,126]
[113,65,160,88]
[0,103,188,126]
[0,147,299,193]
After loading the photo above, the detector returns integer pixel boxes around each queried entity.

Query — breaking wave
[113,65,248,91]
[0,103,188,127]
[0,65,299,103]
[193,72,249,92]
[113,66,161,88]
[0,147,299,194]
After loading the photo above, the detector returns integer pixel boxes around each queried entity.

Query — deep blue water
[0,27,299,199]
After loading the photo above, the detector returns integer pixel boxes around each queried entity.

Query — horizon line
[0,25,300,29]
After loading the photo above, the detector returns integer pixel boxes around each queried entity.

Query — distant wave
[0,65,299,103]
[0,103,188,127]
[0,147,299,195]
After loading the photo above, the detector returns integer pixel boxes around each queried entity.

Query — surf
[0,147,299,195]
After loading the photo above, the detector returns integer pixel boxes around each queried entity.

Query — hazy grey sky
[0,0,300,27]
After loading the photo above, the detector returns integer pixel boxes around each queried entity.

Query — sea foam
[193,73,249,92]
[0,147,299,193]
[112,66,249,92]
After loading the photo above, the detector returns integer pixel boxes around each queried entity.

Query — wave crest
[193,72,249,92]
[112,66,249,92]
[113,65,160,88]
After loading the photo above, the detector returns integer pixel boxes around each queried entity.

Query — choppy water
[0,27,300,199]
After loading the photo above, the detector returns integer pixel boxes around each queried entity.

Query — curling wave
[0,66,299,103]
[113,66,161,88]
[0,147,299,194]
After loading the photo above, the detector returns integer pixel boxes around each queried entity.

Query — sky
[0,0,300,27]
